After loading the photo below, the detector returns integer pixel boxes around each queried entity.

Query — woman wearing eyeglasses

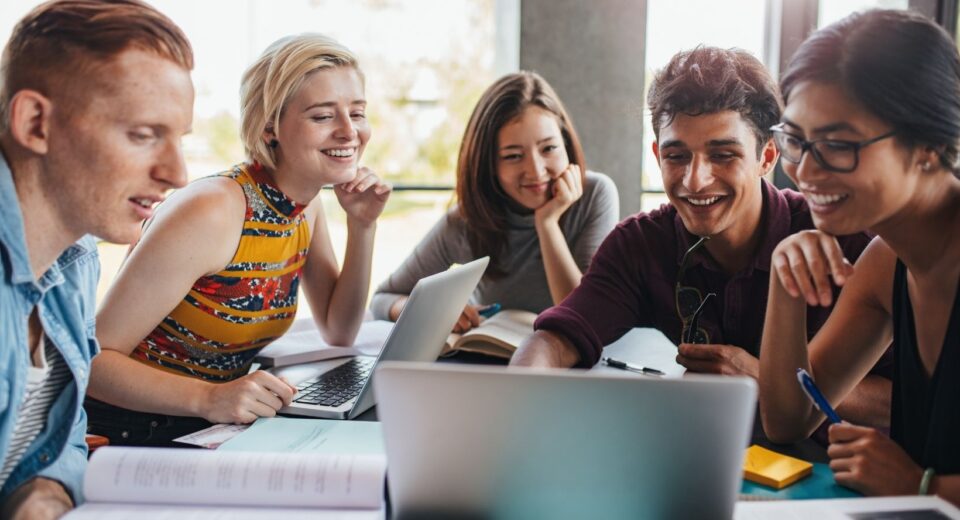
[370,72,619,333]
[759,9,960,504]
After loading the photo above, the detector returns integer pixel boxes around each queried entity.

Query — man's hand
[201,371,297,424]
[677,343,759,380]
[828,422,923,496]
[1,477,73,520]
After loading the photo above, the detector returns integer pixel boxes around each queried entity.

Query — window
[818,0,909,27]
[0,0,498,313]
[641,0,769,212]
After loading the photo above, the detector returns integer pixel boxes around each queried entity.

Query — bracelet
[919,467,935,495]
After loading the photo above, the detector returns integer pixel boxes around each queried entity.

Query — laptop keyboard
[293,357,375,408]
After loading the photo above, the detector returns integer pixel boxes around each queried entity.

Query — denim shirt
[0,156,98,504]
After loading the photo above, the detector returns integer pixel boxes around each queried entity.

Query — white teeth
[324,148,355,158]
[134,199,152,208]
[806,192,848,205]
[687,196,721,206]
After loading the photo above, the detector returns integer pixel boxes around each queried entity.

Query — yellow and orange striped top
[133,163,309,382]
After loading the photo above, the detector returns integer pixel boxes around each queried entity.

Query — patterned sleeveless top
[133,163,309,382]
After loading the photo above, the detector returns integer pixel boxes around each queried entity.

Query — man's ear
[7,89,51,155]
[759,137,779,176]
[652,140,661,164]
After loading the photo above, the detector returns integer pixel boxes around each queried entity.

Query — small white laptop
[277,257,488,420]
[375,362,757,520]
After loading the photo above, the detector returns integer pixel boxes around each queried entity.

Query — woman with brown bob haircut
[371,71,619,334]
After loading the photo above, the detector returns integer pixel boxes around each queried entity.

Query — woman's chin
[324,166,359,185]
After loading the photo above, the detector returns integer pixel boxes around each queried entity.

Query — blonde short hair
[240,33,360,170]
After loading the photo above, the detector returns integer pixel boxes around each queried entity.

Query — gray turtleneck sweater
[370,171,619,319]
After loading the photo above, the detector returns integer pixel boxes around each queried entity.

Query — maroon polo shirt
[536,179,883,372]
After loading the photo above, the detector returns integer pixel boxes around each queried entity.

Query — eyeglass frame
[769,122,897,173]
[675,235,715,344]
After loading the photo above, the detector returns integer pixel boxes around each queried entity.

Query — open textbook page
[441,309,536,359]
[77,447,385,511]
[65,504,382,520]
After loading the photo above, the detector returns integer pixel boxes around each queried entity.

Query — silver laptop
[278,257,488,420]
[375,362,756,520]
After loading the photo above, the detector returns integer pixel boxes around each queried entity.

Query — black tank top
[890,260,960,472]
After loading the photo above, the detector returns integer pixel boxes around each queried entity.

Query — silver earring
[922,161,932,172]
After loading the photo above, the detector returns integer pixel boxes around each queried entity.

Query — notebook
[276,257,489,419]
[440,309,536,359]
[743,445,813,489]
[375,362,757,520]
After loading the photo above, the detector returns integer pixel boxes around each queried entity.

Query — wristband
[919,467,935,495]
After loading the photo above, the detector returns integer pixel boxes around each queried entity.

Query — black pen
[603,357,665,376]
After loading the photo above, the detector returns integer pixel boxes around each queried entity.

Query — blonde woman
[87,33,390,445]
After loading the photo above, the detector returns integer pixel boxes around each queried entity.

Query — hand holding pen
[452,303,501,333]
[478,303,501,318]
[796,368,842,424]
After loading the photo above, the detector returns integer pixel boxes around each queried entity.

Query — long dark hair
[455,71,587,276]
[781,9,960,174]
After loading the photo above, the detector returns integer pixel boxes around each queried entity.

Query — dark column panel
[519,0,647,216]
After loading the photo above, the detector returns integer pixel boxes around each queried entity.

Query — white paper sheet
[590,327,685,377]
[218,417,384,455]
[174,423,250,449]
[735,496,960,519]
[256,320,392,367]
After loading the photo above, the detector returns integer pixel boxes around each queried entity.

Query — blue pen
[796,368,842,424]
[478,303,501,318]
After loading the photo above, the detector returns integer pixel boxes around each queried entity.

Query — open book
[440,309,537,359]
[64,447,385,519]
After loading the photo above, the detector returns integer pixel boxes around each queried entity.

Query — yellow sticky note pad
[743,445,813,489]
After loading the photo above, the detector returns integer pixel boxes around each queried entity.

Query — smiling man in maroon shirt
[511,47,891,429]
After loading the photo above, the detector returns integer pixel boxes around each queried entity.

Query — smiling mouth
[684,195,725,207]
[131,197,157,209]
[805,192,849,205]
[323,148,356,158]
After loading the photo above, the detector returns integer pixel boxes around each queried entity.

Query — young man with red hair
[0,1,193,517]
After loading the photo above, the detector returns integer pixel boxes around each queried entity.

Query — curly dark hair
[647,46,782,157]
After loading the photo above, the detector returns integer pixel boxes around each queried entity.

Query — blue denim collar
[0,153,70,290]
[0,152,36,286]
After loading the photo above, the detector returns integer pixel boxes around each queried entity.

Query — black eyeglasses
[675,236,715,344]
[770,123,896,173]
